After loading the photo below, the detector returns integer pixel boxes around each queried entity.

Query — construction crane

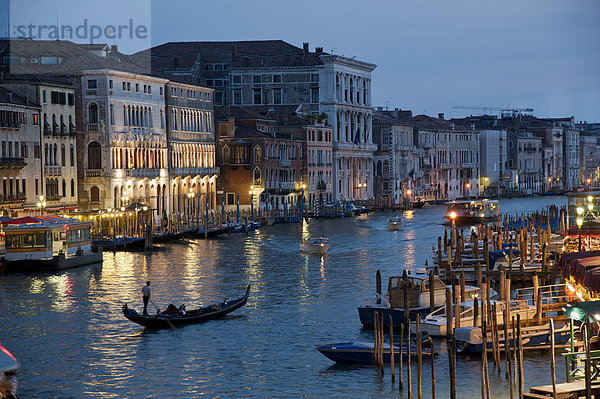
[453,105,533,118]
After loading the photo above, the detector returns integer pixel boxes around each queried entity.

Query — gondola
[189,226,231,238]
[122,285,251,328]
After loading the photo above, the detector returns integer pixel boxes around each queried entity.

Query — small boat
[388,215,403,231]
[300,236,330,254]
[358,274,482,329]
[190,225,231,238]
[122,285,251,328]
[454,321,571,354]
[443,199,500,224]
[413,298,536,337]
[0,342,19,397]
[316,341,436,364]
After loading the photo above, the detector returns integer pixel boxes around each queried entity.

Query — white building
[319,55,377,202]
[479,129,507,196]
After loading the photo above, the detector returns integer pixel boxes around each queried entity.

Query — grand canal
[1,196,568,398]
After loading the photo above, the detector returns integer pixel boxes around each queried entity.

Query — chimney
[110,44,118,54]
[438,113,444,120]
[303,42,309,54]
[232,45,237,61]
[315,47,323,54]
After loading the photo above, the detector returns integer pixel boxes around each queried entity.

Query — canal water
[1,196,567,398]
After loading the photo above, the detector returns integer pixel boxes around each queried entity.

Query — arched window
[70,144,74,167]
[88,103,98,123]
[254,168,261,186]
[87,141,102,169]
[53,144,57,166]
[62,179,66,196]
[90,186,100,202]
[71,179,75,197]
[254,146,261,163]
[222,146,230,163]
[61,144,66,166]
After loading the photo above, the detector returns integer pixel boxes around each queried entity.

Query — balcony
[69,123,77,134]
[88,123,99,132]
[43,123,52,135]
[0,194,26,204]
[45,165,62,176]
[132,168,161,178]
[316,181,327,191]
[85,169,103,178]
[0,157,26,169]
[0,121,20,129]
[280,182,295,190]
[46,195,63,202]
[280,159,291,167]
[170,167,220,176]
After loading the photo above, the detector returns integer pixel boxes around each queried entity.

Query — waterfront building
[1,79,78,211]
[135,40,376,203]
[216,110,303,213]
[507,131,544,194]
[165,81,219,222]
[411,115,480,200]
[372,112,414,206]
[0,87,42,216]
[580,133,600,186]
[478,129,507,197]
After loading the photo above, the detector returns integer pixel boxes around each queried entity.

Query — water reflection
[0,196,568,398]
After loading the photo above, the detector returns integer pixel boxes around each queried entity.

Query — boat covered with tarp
[122,285,251,328]
[316,341,435,364]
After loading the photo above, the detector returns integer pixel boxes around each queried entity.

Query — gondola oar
[149,299,178,330]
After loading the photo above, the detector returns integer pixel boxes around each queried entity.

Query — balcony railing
[0,121,21,129]
[0,194,26,204]
[316,181,327,191]
[69,123,76,134]
[44,165,62,176]
[131,168,161,178]
[280,182,295,190]
[170,167,220,176]
[88,123,99,132]
[46,195,63,202]
[280,159,291,167]
[0,157,26,169]
[85,169,103,178]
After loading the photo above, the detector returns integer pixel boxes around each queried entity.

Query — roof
[0,39,150,76]
[1,215,79,226]
[132,40,326,72]
[564,301,600,322]
[410,114,473,131]
[0,87,39,107]
[373,112,413,127]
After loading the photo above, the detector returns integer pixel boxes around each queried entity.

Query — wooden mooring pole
[390,315,395,384]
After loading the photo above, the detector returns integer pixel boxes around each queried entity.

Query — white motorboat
[300,236,330,254]
[411,298,537,337]
[388,216,403,231]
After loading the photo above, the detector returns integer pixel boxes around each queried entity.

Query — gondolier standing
[142,281,151,316]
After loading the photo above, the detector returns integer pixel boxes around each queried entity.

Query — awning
[1,216,42,225]
[560,251,600,293]
[564,300,600,323]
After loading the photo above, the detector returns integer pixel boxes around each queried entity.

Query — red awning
[1,216,43,225]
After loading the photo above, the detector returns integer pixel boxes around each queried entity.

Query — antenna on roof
[56,12,59,40]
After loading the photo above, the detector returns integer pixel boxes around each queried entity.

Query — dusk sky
[5,0,600,121]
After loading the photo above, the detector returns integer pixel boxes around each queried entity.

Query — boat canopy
[564,300,600,323]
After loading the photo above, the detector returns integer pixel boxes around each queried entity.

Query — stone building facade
[1,80,79,211]
[165,81,219,221]
[0,88,42,215]
[508,131,544,194]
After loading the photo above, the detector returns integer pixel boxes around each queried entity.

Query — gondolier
[142,281,151,316]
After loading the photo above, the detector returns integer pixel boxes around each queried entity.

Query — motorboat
[358,274,483,329]
[444,199,500,224]
[388,215,403,231]
[300,236,330,254]
[455,321,571,354]
[0,342,19,397]
[316,341,435,364]
[412,298,537,337]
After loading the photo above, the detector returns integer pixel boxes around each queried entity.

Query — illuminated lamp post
[187,189,195,229]
[37,195,47,215]
[576,217,583,252]
[249,185,255,221]
[466,182,471,200]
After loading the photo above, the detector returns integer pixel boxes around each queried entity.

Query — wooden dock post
[550,318,556,399]
[445,287,453,338]
[481,315,490,399]
[473,297,479,327]
[379,312,384,375]
[407,321,412,398]
[438,236,442,265]
[499,266,506,301]
[376,270,382,304]
[517,314,523,398]
[454,282,461,329]
[430,340,436,399]
[541,242,548,285]
[399,323,404,391]
[459,271,466,303]
[429,270,436,314]
[416,317,422,399]
[374,311,380,368]
[450,333,457,399]
[390,315,396,384]
[476,262,482,289]
[504,305,513,399]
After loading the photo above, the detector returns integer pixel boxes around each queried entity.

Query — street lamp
[466,182,471,200]
[301,183,306,219]
[36,195,46,215]
[249,185,255,221]
[576,217,583,251]
[187,189,195,229]
[121,195,129,208]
